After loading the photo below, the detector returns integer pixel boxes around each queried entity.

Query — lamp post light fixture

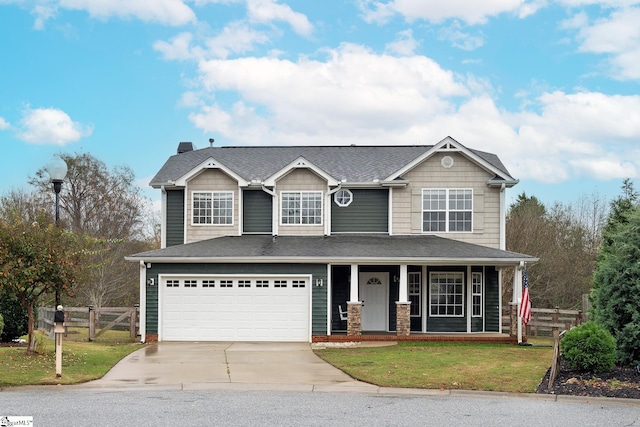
[45,156,68,227]
[45,155,68,306]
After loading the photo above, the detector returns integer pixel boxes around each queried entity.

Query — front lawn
[0,333,142,387]
[314,342,553,393]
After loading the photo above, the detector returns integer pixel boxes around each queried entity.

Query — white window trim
[421,188,473,233]
[280,190,323,226]
[334,189,353,207]
[429,271,465,318]
[191,191,234,226]
[472,272,483,318]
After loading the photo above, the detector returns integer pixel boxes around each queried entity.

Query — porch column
[348,264,362,336]
[396,265,411,336]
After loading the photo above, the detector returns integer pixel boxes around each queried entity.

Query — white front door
[360,272,388,331]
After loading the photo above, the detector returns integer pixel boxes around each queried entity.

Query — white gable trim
[263,156,339,187]
[384,136,518,186]
[174,156,249,187]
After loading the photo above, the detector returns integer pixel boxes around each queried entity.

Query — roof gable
[264,156,339,187]
[385,136,518,187]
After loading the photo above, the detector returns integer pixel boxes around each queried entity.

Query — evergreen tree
[591,179,640,365]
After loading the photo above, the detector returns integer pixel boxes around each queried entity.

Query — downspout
[326,184,343,236]
[138,260,147,343]
[499,183,506,250]
[262,185,277,236]
[160,186,167,249]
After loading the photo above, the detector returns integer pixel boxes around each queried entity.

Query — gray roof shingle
[150,140,515,187]
[127,235,536,265]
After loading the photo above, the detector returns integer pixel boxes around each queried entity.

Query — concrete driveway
[83,342,377,393]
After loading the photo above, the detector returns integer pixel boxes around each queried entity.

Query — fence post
[129,305,138,339]
[548,326,561,389]
[88,305,95,342]
[576,310,583,326]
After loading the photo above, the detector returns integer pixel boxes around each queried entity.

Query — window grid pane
[422,189,472,233]
[281,192,322,225]
[408,272,421,317]
[429,272,464,317]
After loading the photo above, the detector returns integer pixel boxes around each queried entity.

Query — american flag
[519,268,531,326]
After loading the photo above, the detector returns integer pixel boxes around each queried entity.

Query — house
[126,136,536,343]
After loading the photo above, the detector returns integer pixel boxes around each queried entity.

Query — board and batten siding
[393,152,501,248]
[243,190,273,234]
[331,189,388,233]
[276,169,326,236]
[144,263,328,336]
[484,267,500,332]
[185,169,240,243]
[165,189,185,247]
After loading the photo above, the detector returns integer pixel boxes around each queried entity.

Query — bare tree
[505,192,608,310]
[30,153,151,308]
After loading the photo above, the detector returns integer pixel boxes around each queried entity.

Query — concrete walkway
[81,342,378,393]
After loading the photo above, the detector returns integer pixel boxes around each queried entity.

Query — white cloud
[0,117,10,130]
[385,29,419,56]
[247,0,313,36]
[438,22,485,50]
[360,0,541,25]
[17,107,92,146]
[573,7,640,80]
[11,0,197,27]
[178,44,640,183]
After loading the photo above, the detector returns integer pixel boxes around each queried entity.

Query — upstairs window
[281,191,322,225]
[192,191,233,225]
[422,189,472,233]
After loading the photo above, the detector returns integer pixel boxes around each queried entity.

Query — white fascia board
[174,156,249,187]
[384,136,517,184]
[263,156,339,187]
[124,255,538,266]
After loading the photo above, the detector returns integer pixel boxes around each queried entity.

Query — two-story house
[127,136,536,343]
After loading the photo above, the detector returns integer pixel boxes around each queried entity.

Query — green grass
[0,333,143,387]
[315,342,553,393]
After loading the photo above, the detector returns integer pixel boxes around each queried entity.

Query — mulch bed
[537,359,640,399]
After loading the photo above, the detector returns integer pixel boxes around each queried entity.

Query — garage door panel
[161,276,310,342]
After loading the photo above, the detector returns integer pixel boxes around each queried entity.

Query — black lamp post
[45,156,68,305]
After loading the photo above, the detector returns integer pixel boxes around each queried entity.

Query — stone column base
[396,302,411,336]
[347,302,362,336]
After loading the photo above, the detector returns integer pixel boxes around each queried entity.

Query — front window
[422,189,472,232]
[409,272,421,317]
[192,191,233,225]
[429,272,464,317]
[281,191,322,225]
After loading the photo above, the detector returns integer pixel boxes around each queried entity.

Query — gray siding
[145,263,328,336]
[243,190,272,234]
[331,189,388,233]
[166,190,184,247]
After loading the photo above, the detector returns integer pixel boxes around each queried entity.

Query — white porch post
[349,264,359,302]
[398,264,408,303]
[514,264,523,343]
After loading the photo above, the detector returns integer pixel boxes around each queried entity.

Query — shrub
[0,292,28,342]
[561,321,616,372]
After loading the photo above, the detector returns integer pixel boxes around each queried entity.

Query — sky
[1,0,639,210]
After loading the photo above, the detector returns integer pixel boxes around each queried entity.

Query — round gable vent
[441,156,454,169]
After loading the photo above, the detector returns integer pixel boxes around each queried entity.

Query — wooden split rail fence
[38,306,139,341]
[502,305,585,337]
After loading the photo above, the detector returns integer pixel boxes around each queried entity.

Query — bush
[561,321,617,372]
[0,292,28,342]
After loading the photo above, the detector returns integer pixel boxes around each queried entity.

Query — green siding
[166,190,184,247]
[243,190,272,234]
[331,189,388,233]
[145,263,328,336]
[484,267,500,332]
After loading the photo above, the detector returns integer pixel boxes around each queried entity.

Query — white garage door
[160,275,311,342]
